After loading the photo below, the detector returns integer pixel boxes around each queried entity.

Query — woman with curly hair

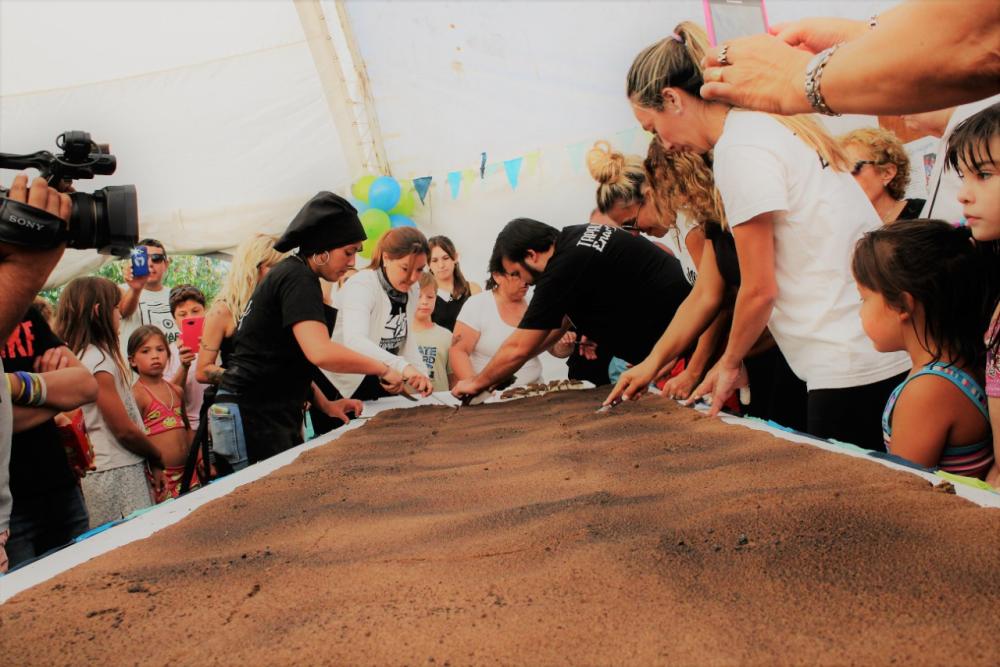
[839,127,925,224]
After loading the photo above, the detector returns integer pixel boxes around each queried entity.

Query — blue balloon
[368,176,401,211]
[389,214,416,228]
[349,198,370,213]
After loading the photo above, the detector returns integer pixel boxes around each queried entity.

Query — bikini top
[137,381,185,436]
[882,362,994,478]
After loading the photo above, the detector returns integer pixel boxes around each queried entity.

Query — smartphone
[130,246,150,278]
[703,0,770,47]
[180,316,205,354]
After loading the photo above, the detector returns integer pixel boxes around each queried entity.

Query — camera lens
[68,184,138,257]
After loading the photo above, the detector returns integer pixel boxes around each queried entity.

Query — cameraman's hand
[8,173,72,223]
[123,262,149,292]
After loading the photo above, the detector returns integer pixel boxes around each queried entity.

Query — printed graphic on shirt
[418,344,439,379]
[2,320,37,360]
[380,311,407,354]
[237,299,253,331]
[140,302,179,343]
[576,224,614,252]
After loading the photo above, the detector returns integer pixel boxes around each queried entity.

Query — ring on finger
[718,43,731,66]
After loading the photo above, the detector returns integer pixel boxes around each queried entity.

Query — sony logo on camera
[7,213,44,231]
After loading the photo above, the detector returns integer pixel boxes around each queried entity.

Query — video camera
[0,131,138,257]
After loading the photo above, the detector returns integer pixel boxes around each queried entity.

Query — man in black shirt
[452,218,691,398]
[3,306,95,567]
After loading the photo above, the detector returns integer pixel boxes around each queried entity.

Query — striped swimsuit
[882,362,994,479]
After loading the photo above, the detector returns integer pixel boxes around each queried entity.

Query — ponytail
[628,21,850,172]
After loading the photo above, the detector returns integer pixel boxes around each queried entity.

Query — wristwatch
[804,43,843,116]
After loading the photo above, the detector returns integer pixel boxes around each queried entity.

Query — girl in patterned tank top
[853,220,994,479]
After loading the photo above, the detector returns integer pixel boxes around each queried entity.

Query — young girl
[55,277,165,527]
[128,325,200,502]
[427,236,481,331]
[853,219,993,478]
[946,102,1000,484]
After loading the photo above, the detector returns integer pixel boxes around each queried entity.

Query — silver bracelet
[804,43,843,116]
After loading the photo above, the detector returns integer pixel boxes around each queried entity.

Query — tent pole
[331,0,391,177]
[294,0,367,179]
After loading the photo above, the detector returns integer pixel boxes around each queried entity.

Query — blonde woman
[839,127,924,223]
[195,234,284,386]
[609,22,910,451]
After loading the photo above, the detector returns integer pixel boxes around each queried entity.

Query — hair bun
[587,140,626,185]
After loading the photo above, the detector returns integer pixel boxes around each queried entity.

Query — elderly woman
[839,127,925,224]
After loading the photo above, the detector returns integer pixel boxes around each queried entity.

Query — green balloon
[388,189,415,217]
[359,208,391,258]
[351,175,376,203]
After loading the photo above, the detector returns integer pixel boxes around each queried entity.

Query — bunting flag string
[404,125,646,204]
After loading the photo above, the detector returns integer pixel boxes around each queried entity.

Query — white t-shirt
[673,212,700,286]
[119,286,179,356]
[81,345,145,471]
[920,94,1000,223]
[713,111,910,390]
[456,291,542,386]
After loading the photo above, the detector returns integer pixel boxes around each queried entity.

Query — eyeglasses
[149,253,167,263]
[851,160,878,175]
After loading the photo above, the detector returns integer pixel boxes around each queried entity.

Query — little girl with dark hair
[56,278,165,526]
[128,325,199,502]
[852,219,993,478]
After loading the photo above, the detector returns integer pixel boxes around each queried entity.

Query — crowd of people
[0,2,998,574]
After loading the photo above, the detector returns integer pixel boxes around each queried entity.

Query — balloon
[351,175,376,203]
[359,208,390,258]
[368,176,401,211]
[389,214,416,229]
[349,197,370,214]
[388,189,415,217]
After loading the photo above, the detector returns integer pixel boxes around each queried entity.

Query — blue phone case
[131,246,150,277]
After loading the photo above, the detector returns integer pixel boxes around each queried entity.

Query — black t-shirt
[897,198,926,222]
[1,306,76,499]
[431,293,468,331]
[219,256,326,406]
[519,224,691,365]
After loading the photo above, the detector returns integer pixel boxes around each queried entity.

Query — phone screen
[704,0,769,46]
[180,316,205,354]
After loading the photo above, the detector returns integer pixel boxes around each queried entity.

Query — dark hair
[494,218,558,265]
[127,325,171,373]
[169,284,206,314]
[428,235,472,300]
[946,102,999,173]
[851,219,988,367]
[138,238,166,255]
[484,237,508,291]
[56,276,129,381]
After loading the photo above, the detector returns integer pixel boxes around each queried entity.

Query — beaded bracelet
[7,371,47,407]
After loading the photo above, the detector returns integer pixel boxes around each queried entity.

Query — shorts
[81,462,153,529]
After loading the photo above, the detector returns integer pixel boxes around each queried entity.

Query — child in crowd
[128,325,199,502]
[56,278,165,527]
[946,102,1000,485]
[411,272,453,392]
[165,284,208,439]
[853,219,993,478]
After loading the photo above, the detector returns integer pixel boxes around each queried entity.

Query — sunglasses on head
[851,160,879,175]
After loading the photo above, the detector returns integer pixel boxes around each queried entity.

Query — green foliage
[38,255,229,306]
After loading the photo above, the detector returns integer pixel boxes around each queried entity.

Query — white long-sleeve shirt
[323,269,428,398]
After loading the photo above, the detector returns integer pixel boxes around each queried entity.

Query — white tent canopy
[1,0,898,287]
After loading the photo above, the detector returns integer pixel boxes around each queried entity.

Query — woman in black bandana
[325,227,434,401]
[214,192,407,468]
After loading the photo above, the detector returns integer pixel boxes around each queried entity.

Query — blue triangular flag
[447,171,462,199]
[614,127,640,152]
[484,163,500,177]
[503,157,523,190]
[412,176,432,204]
